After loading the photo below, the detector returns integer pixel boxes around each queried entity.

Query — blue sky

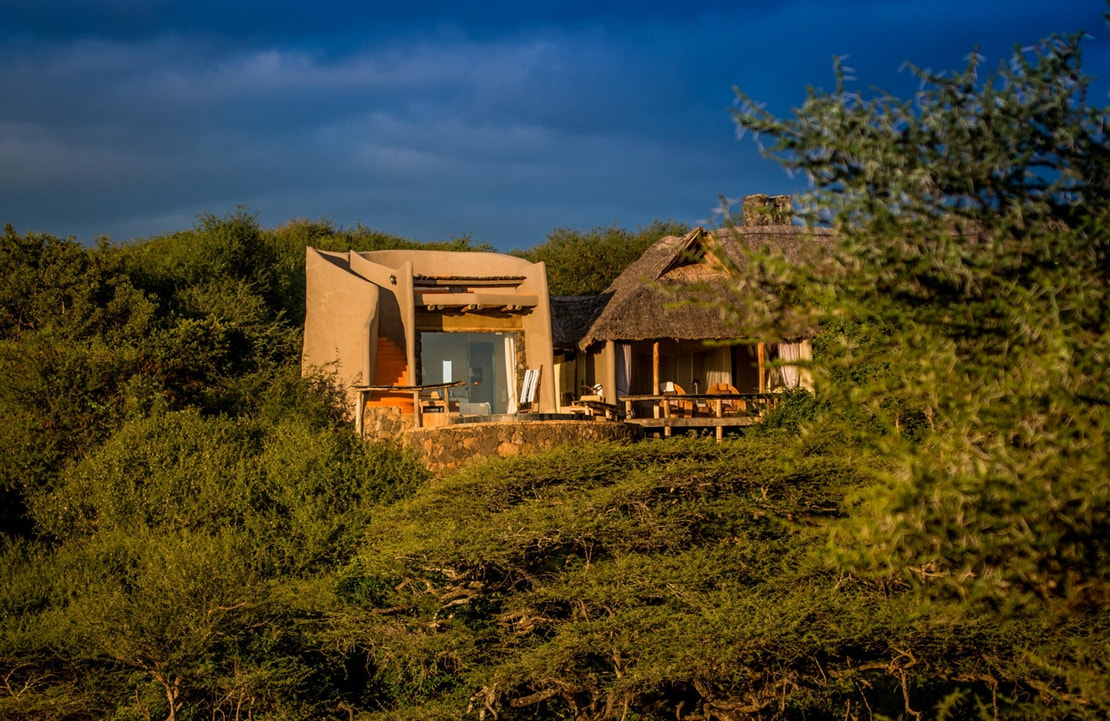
[1,1,1107,251]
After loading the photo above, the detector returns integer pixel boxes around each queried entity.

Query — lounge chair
[661,381,693,418]
[706,382,746,416]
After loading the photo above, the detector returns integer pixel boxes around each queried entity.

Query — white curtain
[615,342,632,399]
[777,341,804,389]
[504,334,519,413]
[704,346,732,387]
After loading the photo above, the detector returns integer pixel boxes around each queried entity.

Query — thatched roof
[550,295,609,350]
[576,225,834,349]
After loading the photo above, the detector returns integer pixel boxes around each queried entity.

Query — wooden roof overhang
[414,291,539,313]
[413,274,537,313]
[413,275,527,286]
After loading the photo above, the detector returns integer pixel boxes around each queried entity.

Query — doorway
[419,332,517,414]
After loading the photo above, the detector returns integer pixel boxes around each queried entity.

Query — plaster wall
[349,252,415,375]
[303,247,558,417]
[302,249,379,410]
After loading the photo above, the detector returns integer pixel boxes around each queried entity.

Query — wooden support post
[355,390,365,437]
[605,340,618,406]
[662,395,672,438]
[412,389,422,429]
[714,398,724,442]
[652,341,661,418]
[757,342,767,394]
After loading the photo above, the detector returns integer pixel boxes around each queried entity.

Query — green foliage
[0,214,307,533]
[1,406,429,719]
[0,208,442,719]
[732,25,1110,717]
[0,224,154,344]
[314,436,1105,720]
[119,209,278,302]
[755,388,824,433]
[513,220,688,295]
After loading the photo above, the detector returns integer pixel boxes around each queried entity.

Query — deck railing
[353,380,465,434]
[618,392,781,440]
[355,383,782,441]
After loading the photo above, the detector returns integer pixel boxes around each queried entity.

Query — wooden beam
[604,341,618,405]
[624,416,759,428]
[653,341,660,418]
[413,276,526,287]
[714,397,723,442]
[757,342,767,394]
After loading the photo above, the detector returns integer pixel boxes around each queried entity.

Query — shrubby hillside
[335,434,1030,720]
[0,216,455,719]
[0,206,686,719]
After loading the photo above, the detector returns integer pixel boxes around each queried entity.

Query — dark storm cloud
[0,0,1106,248]
[0,0,752,45]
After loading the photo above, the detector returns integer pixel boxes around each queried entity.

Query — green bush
[512,220,688,296]
[732,24,1110,719]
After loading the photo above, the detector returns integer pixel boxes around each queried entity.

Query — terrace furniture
[706,382,746,416]
[568,395,623,420]
[619,391,779,441]
[661,382,693,418]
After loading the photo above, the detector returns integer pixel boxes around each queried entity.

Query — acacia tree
[512,220,688,295]
[732,28,1110,715]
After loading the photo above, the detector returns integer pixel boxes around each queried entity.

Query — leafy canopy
[731,26,1110,715]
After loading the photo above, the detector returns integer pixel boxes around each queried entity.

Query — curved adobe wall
[402,420,643,473]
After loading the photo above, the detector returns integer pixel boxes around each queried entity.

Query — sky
[1,1,1107,252]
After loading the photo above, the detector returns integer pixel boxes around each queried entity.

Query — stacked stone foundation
[401,420,643,474]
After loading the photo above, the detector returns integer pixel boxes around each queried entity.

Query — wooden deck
[354,382,780,443]
[353,381,466,433]
[619,392,780,441]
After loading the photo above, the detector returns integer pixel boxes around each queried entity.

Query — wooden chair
[420,390,459,414]
[661,382,693,418]
[706,382,746,416]
[518,368,541,413]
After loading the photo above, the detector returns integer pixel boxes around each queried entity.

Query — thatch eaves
[550,295,609,350]
[576,225,834,349]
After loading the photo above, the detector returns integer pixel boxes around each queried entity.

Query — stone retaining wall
[402,420,643,473]
[362,406,415,439]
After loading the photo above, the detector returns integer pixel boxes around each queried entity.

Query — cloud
[0,0,1106,247]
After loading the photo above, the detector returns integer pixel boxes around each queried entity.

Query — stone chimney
[742,194,793,226]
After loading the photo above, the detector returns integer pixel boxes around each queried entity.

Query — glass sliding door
[420,332,518,414]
